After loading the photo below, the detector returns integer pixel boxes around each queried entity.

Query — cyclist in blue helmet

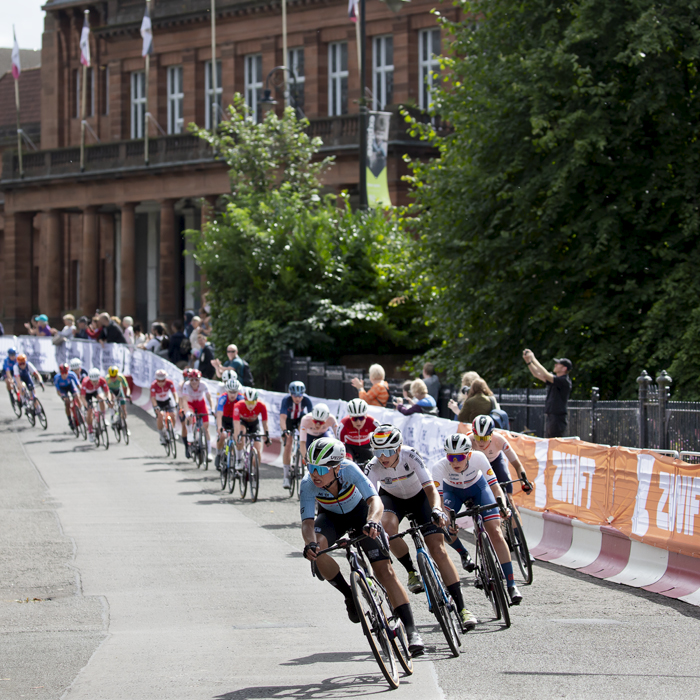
[3,348,18,396]
[280,381,313,489]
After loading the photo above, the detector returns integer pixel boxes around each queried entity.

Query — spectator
[194,334,216,379]
[394,378,438,415]
[422,362,441,403]
[457,378,497,424]
[168,320,190,368]
[156,336,170,359]
[144,324,166,352]
[523,349,573,438]
[86,316,102,341]
[401,380,413,402]
[75,316,90,340]
[184,310,195,337]
[25,314,52,336]
[98,312,127,344]
[215,344,245,378]
[199,308,212,337]
[122,316,135,346]
[133,323,147,347]
[448,370,481,417]
[188,316,202,348]
[51,314,76,345]
[350,364,390,407]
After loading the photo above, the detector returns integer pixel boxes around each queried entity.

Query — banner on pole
[11,27,21,79]
[366,111,392,207]
[80,14,91,67]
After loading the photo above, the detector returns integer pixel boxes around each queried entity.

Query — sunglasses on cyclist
[373,448,397,458]
[308,463,332,476]
[244,400,257,407]
[312,418,325,425]
[351,417,365,422]
[446,453,468,463]
[472,435,491,442]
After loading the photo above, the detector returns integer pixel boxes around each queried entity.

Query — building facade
[0,0,456,334]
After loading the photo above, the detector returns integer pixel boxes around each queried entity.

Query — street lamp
[259,66,304,119]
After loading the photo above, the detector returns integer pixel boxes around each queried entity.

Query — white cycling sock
[186,430,194,443]
[283,465,290,478]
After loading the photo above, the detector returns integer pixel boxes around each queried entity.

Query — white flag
[80,14,91,67]
[11,27,21,79]
[141,4,154,57]
[348,0,358,22]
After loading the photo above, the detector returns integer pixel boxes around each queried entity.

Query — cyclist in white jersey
[180,369,215,455]
[365,425,478,630]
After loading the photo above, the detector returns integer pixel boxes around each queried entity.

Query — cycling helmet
[17,353,27,365]
[221,368,238,383]
[444,433,472,454]
[289,381,306,396]
[69,357,82,371]
[88,367,101,381]
[7,347,16,356]
[182,368,192,379]
[472,414,495,438]
[307,437,346,467]
[225,378,240,394]
[370,424,403,451]
[243,387,258,402]
[59,363,69,375]
[108,365,119,378]
[346,398,368,418]
[311,403,330,422]
[155,369,167,381]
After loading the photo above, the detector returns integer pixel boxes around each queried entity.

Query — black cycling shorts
[241,418,260,440]
[156,399,175,411]
[84,392,100,406]
[314,501,388,563]
[379,487,442,538]
[221,416,233,432]
[489,453,512,494]
[345,443,373,467]
[285,417,302,433]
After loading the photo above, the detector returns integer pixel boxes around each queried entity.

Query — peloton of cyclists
[215,377,243,468]
[150,369,180,446]
[364,425,478,631]
[81,367,110,442]
[338,398,377,466]
[300,436,425,657]
[279,381,313,489]
[232,387,271,467]
[299,403,337,461]
[180,368,215,459]
[53,363,81,429]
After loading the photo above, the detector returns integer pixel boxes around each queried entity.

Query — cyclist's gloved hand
[303,542,320,561]
[264,433,272,446]
[363,520,382,540]
[520,472,533,493]
[178,409,186,422]
[431,507,447,526]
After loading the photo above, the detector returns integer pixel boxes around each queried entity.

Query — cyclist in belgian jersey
[81,368,109,442]
[53,363,81,428]
[279,381,313,489]
[432,434,523,606]
[232,387,270,466]
[106,365,131,427]
[300,437,425,657]
[299,403,337,461]
[338,398,377,466]
[150,369,179,445]
[215,377,243,468]
[3,348,18,395]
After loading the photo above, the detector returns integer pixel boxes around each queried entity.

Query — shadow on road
[281,651,372,666]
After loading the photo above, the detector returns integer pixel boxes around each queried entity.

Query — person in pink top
[299,403,337,461]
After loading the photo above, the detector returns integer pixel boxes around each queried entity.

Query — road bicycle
[190,412,211,469]
[70,395,88,440]
[391,518,463,657]
[450,501,511,629]
[20,382,47,430]
[110,392,131,446]
[219,429,235,491]
[8,385,22,418]
[313,531,413,689]
[92,399,110,450]
[154,407,177,458]
[282,428,303,498]
[499,478,533,585]
[235,431,265,502]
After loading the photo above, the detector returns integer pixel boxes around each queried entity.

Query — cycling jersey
[472,433,514,463]
[150,379,176,403]
[106,374,129,396]
[181,380,211,403]
[431,450,496,494]
[280,394,313,421]
[216,393,244,418]
[299,459,377,520]
[299,413,337,443]
[81,376,109,396]
[232,400,268,422]
[338,415,377,446]
[54,372,80,395]
[14,361,40,389]
[364,445,432,500]
[2,357,17,377]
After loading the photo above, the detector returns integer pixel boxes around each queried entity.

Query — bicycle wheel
[203,433,210,471]
[508,502,533,585]
[249,448,260,502]
[77,409,87,440]
[480,531,511,629]
[168,420,177,459]
[289,446,299,498]
[122,414,130,445]
[112,412,122,443]
[417,551,460,657]
[239,449,248,499]
[101,415,109,450]
[163,430,171,457]
[220,449,228,490]
[11,391,22,417]
[227,445,237,494]
[384,595,414,676]
[93,416,101,446]
[35,400,47,430]
[70,406,80,437]
[194,427,202,468]
[25,397,36,427]
[351,571,400,690]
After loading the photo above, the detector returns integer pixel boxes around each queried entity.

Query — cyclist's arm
[262,419,269,435]
[171,390,179,406]
[215,409,223,432]
[280,413,288,432]
[487,476,507,512]
[422,481,442,511]
[365,494,384,537]
[120,376,131,397]
[301,518,317,547]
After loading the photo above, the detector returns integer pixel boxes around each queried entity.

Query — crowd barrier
[3,334,699,605]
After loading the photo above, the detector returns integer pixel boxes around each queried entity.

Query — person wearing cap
[522,349,573,438]
[25,314,52,336]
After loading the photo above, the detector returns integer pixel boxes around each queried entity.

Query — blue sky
[1,1,45,51]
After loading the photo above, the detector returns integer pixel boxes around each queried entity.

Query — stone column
[119,202,136,319]
[3,211,33,334]
[39,209,63,323]
[81,207,99,316]
[158,199,179,323]
[199,197,217,306]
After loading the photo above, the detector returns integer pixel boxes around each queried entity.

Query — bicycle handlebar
[450,502,499,521]
[390,521,451,541]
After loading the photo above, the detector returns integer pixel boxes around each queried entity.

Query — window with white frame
[328,42,348,116]
[372,35,393,110]
[419,28,441,110]
[75,67,95,118]
[245,54,263,122]
[205,60,223,129]
[130,70,146,139]
[288,47,305,114]
[167,65,184,134]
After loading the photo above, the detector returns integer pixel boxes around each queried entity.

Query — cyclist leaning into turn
[180,369,215,458]
[81,368,110,443]
[338,398,377,466]
[215,377,243,468]
[150,369,179,446]
[3,348,18,396]
[300,436,425,657]
[106,365,131,428]
[69,357,88,381]
[279,381,313,489]
[232,387,271,467]
[53,363,81,429]
[299,403,337,461]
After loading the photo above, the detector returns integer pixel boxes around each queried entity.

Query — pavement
[2,391,700,699]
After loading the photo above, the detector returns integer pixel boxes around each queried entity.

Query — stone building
[0,0,453,334]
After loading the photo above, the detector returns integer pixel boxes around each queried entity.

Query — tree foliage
[190,96,426,387]
[408,0,700,398]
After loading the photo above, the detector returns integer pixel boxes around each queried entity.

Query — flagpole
[144,0,151,165]
[80,10,89,172]
[14,78,23,178]
[359,0,367,209]
[282,0,288,109]
[211,0,217,128]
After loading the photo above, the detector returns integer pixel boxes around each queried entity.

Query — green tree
[190,96,426,387]
[408,0,700,397]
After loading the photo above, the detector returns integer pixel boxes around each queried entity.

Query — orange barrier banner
[508,435,700,559]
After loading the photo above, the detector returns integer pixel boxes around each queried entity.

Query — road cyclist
[338,398,377,466]
[232,387,271,469]
[69,357,88,381]
[3,348,18,410]
[432,433,523,606]
[299,403,338,461]
[13,354,46,427]
[178,368,193,456]
[150,369,180,448]
[106,365,131,436]
[53,363,81,430]
[81,368,110,443]
[180,369,215,463]
[214,377,243,469]
[300,436,425,657]
[279,380,313,489]
[365,424,477,632]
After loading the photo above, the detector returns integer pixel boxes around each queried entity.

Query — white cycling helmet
[88,367,101,382]
[370,424,403,451]
[444,433,472,454]
[221,368,238,383]
[472,414,495,438]
[69,357,82,371]
[226,378,240,394]
[308,437,346,467]
[347,398,368,418]
[243,387,258,402]
[311,403,330,422]
[155,369,167,381]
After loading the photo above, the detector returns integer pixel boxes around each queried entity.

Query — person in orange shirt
[350,363,390,407]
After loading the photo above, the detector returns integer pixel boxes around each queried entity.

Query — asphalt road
[2,391,700,700]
